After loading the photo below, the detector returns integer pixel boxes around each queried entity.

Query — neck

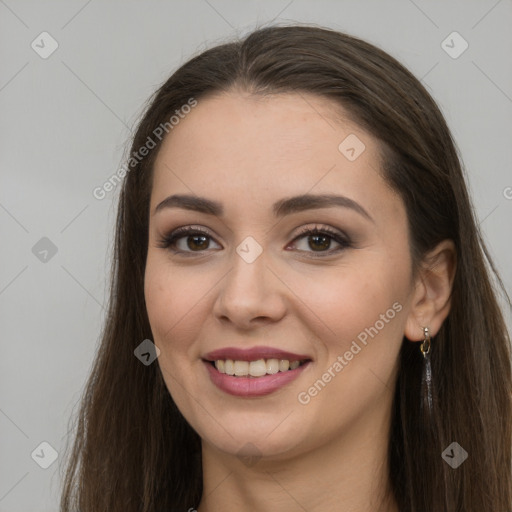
[197,401,399,512]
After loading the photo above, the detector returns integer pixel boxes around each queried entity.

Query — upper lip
[203,346,312,362]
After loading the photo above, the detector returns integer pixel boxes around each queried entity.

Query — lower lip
[204,360,311,397]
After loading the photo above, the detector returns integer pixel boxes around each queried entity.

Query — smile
[203,358,312,397]
[212,358,308,377]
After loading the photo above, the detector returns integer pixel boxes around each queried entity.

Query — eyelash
[157,225,351,258]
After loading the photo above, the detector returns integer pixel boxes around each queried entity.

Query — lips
[202,345,313,397]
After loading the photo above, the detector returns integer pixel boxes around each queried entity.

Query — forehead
[156,91,372,162]
[150,91,400,223]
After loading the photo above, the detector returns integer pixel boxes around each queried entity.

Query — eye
[157,224,351,257]
[288,225,351,257]
[156,226,221,255]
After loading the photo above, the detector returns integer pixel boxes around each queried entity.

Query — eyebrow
[153,193,374,223]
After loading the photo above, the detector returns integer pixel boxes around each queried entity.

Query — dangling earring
[420,326,433,418]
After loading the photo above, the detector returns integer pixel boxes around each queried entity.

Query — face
[144,91,415,461]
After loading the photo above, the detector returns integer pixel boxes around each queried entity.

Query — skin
[144,90,456,512]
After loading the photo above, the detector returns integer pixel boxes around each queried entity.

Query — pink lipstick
[202,345,312,397]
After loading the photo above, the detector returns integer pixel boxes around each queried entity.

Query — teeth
[266,358,279,374]
[224,359,234,375]
[216,359,225,373]
[250,359,267,377]
[234,360,249,376]
[214,358,307,377]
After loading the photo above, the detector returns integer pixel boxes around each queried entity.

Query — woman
[59,24,512,512]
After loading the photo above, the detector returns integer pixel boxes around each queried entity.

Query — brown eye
[290,226,351,257]
[306,233,332,251]
[185,234,210,251]
[157,227,221,254]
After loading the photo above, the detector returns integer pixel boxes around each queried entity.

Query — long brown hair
[59,24,512,512]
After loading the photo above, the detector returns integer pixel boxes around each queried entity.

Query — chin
[195,412,311,462]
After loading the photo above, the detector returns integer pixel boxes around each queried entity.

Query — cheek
[144,252,221,361]
[291,257,406,340]
[144,258,169,336]
[144,255,195,349]
[144,255,205,407]
[291,257,406,400]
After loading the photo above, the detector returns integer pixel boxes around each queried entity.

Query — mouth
[204,358,311,377]
[201,347,313,397]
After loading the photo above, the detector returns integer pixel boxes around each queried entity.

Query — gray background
[1,1,511,510]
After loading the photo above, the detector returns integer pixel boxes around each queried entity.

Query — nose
[212,247,287,330]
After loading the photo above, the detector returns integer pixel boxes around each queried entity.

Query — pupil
[188,235,208,251]
[309,235,329,251]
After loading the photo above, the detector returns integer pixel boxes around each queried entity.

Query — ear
[404,239,457,341]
